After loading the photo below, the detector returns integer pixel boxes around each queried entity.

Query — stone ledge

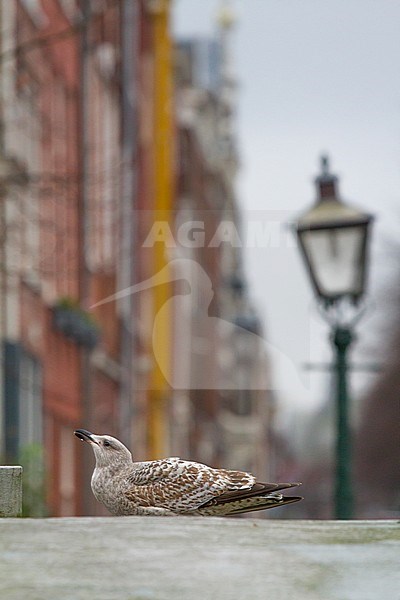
[0,466,22,517]
[0,518,399,600]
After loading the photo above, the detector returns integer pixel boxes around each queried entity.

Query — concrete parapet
[0,517,399,599]
[0,466,22,517]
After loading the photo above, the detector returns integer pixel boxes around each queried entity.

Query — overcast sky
[172,0,400,418]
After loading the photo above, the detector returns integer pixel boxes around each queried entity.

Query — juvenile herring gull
[74,429,302,516]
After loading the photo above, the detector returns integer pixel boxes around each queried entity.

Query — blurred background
[0,0,398,518]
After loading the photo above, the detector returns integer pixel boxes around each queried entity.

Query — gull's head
[74,429,132,468]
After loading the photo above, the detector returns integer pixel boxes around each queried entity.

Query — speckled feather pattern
[92,457,257,515]
[75,431,302,516]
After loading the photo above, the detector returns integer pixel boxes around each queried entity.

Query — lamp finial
[320,154,330,176]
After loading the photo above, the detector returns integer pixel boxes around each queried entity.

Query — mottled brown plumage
[74,429,302,516]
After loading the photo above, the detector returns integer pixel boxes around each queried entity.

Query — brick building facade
[0,0,273,516]
[0,0,128,515]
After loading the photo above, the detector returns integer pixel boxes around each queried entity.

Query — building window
[20,0,49,28]
[19,349,43,447]
[3,342,42,460]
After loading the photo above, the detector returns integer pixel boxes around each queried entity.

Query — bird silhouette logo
[92,258,307,392]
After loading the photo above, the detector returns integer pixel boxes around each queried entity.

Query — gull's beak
[74,429,99,445]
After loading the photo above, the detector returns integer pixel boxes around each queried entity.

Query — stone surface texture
[0,466,22,517]
[0,518,398,600]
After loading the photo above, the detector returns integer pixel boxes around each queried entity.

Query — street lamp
[295,155,374,519]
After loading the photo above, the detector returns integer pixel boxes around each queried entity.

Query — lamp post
[295,155,374,519]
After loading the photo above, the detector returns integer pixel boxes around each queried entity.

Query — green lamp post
[295,155,374,519]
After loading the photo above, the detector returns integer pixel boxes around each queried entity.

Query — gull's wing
[123,458,256,512]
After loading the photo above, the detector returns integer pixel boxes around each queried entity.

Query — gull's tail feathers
[196,482,302,516]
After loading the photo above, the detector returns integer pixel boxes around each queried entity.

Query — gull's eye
[103,440,111,447]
